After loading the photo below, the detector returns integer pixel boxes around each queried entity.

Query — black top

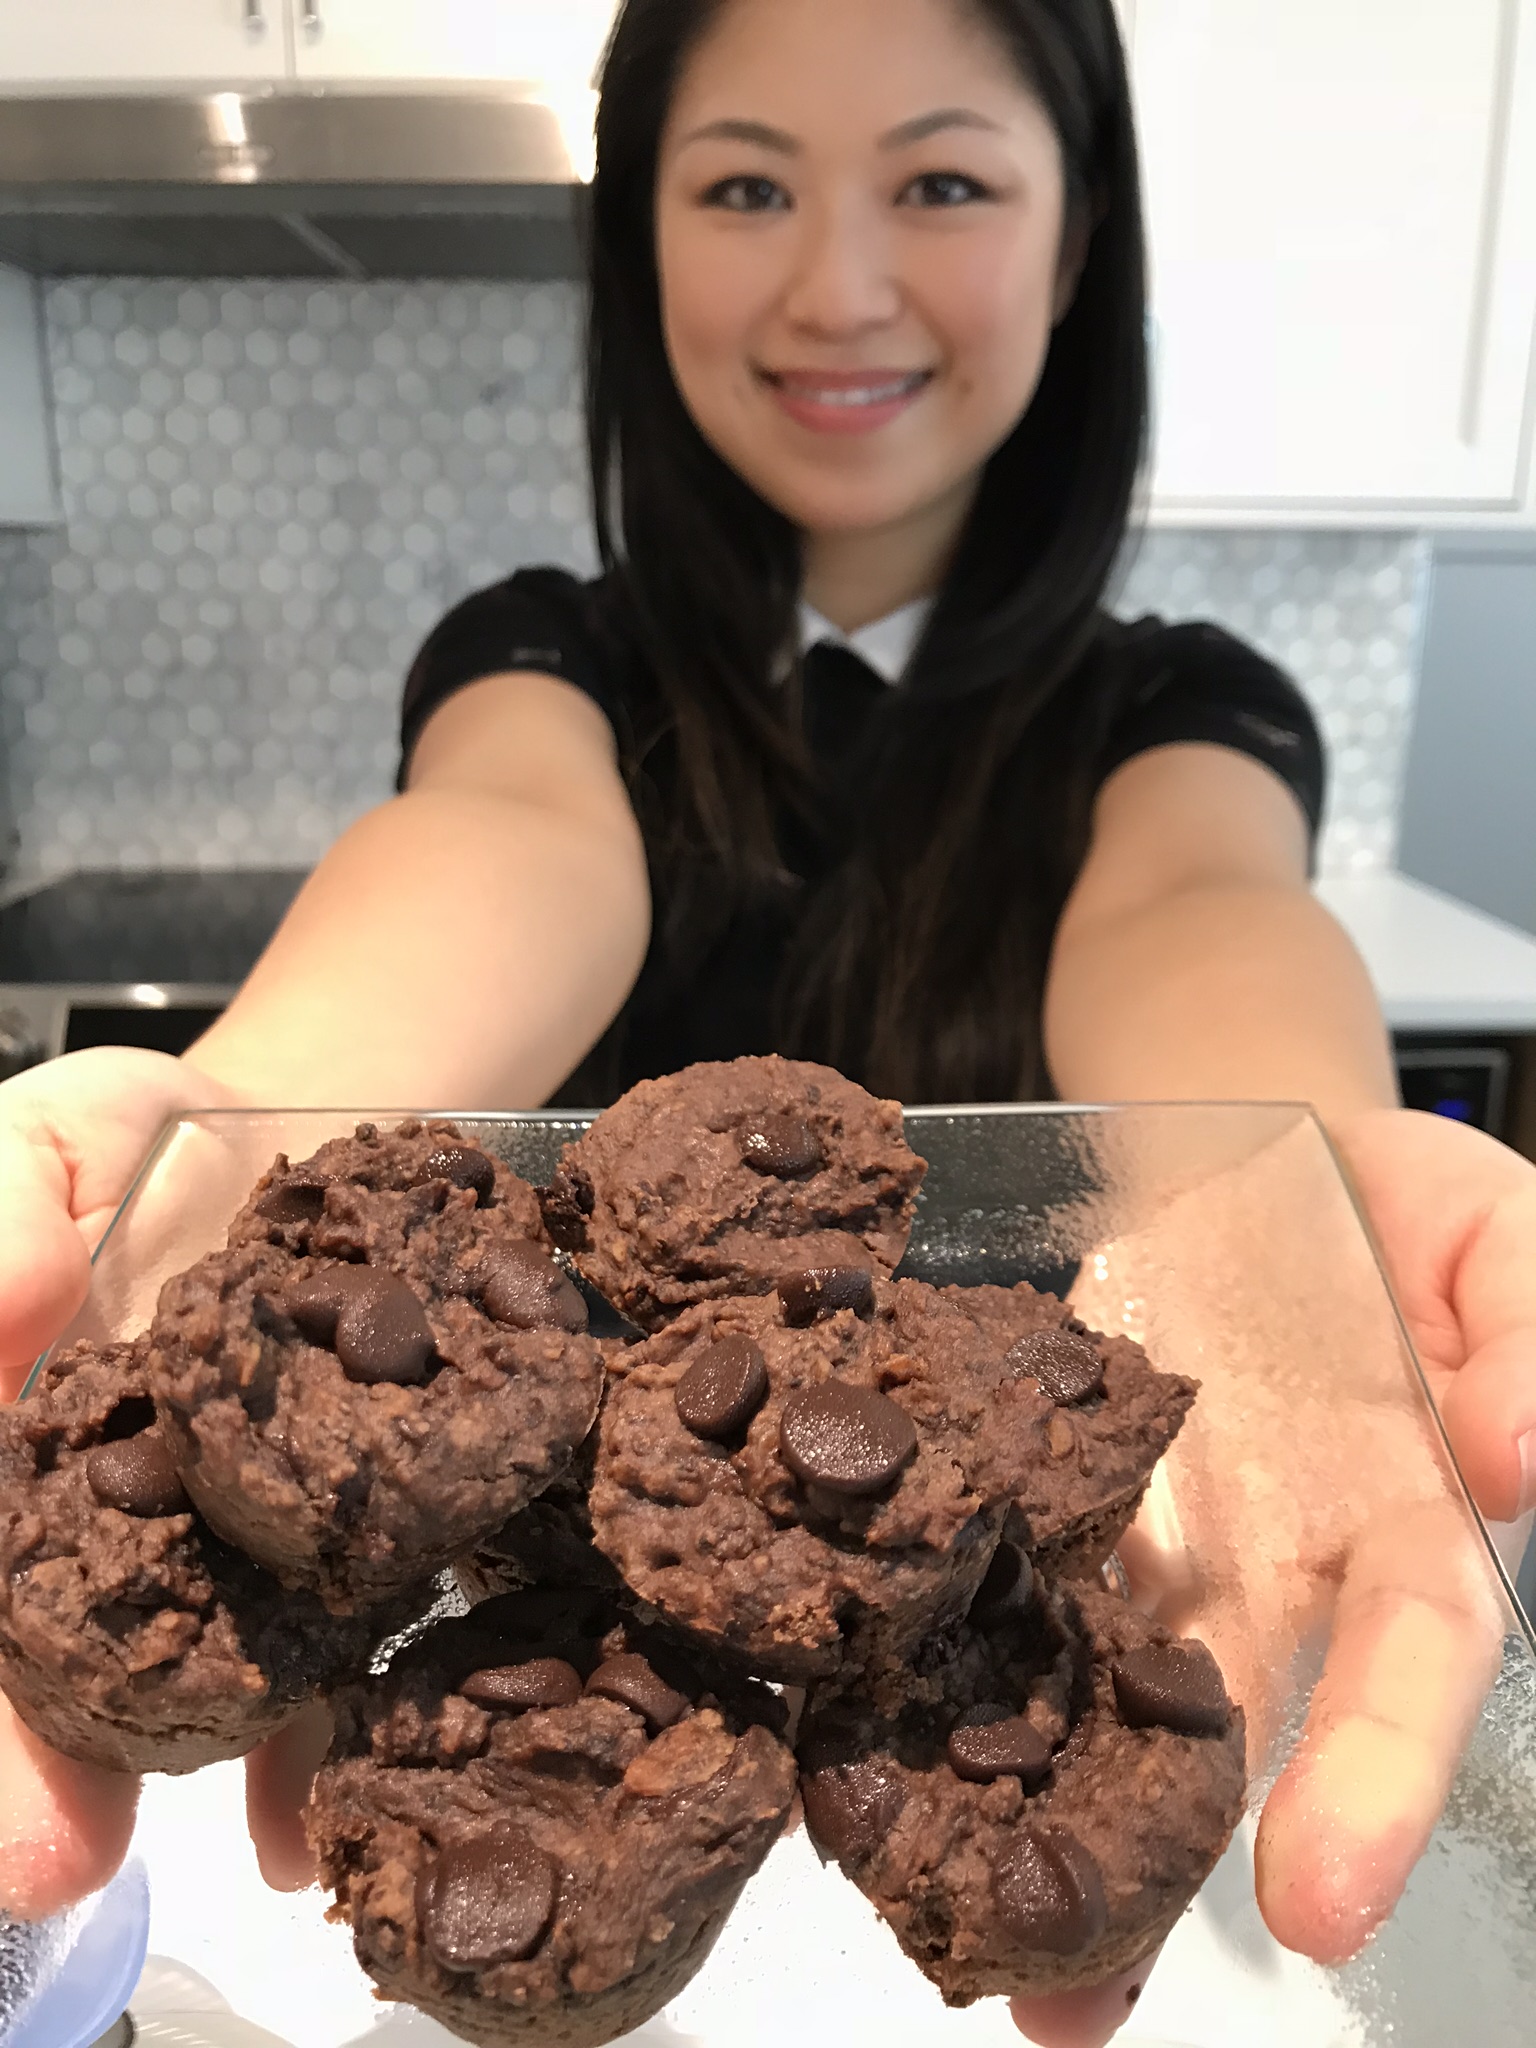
[400,567,1325,1104]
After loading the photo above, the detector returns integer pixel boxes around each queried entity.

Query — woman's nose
[780,200,902,337]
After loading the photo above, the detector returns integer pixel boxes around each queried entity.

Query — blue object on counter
[0,1860,149,2048]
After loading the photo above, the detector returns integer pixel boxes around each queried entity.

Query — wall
[1398,537,1536,936]
[0,278,1429,882]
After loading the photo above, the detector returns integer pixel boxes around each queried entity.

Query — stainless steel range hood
[0,88,589,280]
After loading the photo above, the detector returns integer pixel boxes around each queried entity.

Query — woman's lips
[759,368,933,436]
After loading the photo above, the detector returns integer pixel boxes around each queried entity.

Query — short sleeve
[1098,619,1327,847]
[398,566,617,785]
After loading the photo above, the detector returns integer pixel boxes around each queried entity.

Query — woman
[0,1,1532,2042]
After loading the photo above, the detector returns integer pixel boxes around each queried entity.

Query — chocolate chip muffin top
[540,1056,926,1329]
[0,1338,386,1774]
[589,1278,1053,1681]
[942,1284,1197,1558]
[798,1562,1247,2004]
[309,1591,795,2048]
[150,1123,603,1610]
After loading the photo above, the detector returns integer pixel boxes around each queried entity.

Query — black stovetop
[0,870,308,984]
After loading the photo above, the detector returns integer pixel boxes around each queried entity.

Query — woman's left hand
[1010,1106,1536,2048]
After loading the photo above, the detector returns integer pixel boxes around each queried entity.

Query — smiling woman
[4,5,1536,2048]
[533,0,1175,1107]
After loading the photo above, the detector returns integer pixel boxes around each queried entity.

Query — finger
[1331,1111,1534,1387]
[1010,1953,1162,2048]
[0,1049,224,1397]
[1255,1496,1504,1964]
[1438,1326,1536,1524]
[245,1703,334,1891]
[0,1115,91,1397]
[0,1695,141,1921]
[1433,1165,1536,1521]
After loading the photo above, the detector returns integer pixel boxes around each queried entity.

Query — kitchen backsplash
[0,278,1428,881]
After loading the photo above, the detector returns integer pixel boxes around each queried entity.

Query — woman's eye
[702,175,791,214]
[900,171,992,208]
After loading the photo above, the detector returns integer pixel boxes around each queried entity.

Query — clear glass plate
[25,1102,1536,2048]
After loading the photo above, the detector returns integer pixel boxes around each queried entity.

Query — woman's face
[655,0,1080,546]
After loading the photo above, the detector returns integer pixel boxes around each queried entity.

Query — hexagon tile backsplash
[0,279,1428,882]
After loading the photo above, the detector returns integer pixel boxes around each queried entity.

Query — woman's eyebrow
[676,107,1005,156]
[677,118,800,154]
[880,107,1006,148]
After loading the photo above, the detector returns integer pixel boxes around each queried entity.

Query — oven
[0,870,307,1080]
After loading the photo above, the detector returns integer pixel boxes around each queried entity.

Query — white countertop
[1317,871,1536,1034]
[5,866,1534,1038]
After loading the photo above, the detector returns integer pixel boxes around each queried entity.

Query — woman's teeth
[773,374,928,407]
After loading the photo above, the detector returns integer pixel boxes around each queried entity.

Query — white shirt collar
[797,596,933,686]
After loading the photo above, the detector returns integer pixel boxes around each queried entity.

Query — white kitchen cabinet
[0,1,287,86]
[1132,0,1536,524]
[288,0,616,86]
[0,266,59,525]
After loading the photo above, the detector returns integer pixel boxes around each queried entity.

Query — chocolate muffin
[308,1591,796,2048]
[589,1279,1053,1682]
[798,1557,1246,2003]
[539,1056,926,1330]
[149,1123,603,1611]
[227,1118,546,1251]
[943,1284,1197,1577]
[0,1338,393,1775]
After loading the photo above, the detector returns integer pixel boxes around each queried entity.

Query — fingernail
[1519,1428,1536,1519]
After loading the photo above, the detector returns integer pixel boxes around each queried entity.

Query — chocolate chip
[779,1380,917,1497]
[256,1177,327,1225]
[947,1707,1053,1787]
[333,1273,436,1386]
[477,1243,588,1333]
[1111,1641,1232,1737]
[991,1826,1107,1955]
[674,1336,769,1441]
[1006,1329,1105,1405]
[777,1267,874,1326]
[461,1658,584,1712]
[421,1145,497,1206]
[585,1654,692,1730]
[739,1115,823,1178]
[85,1431,188,1518]
[416,1825,558,1970]
[287,1265,379,1345]
[800,1752,906,1863]
[971,1543,1034,1621]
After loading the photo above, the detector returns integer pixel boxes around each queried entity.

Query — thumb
[0,1114,91,1397]
[1011,1953,1164,2047]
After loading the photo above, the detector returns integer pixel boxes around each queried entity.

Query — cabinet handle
[300,0,323,35]
[243,0,265,33]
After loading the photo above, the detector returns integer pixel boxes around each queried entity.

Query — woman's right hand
[0,1047,233,1919]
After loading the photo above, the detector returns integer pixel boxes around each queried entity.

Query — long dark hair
[587,0,1148,1102]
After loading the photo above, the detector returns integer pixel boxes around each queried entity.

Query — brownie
[149,1122,604,1611]
[798,1559,1246,2002]
[589,1279,1053,1682]
[943,1285,1197,1577]
[308,1591,796,2048]
[540,1056,926,1330]
[0,1339,391,1775]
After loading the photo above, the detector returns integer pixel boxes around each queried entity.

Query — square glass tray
[28,1102,1536,2048]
